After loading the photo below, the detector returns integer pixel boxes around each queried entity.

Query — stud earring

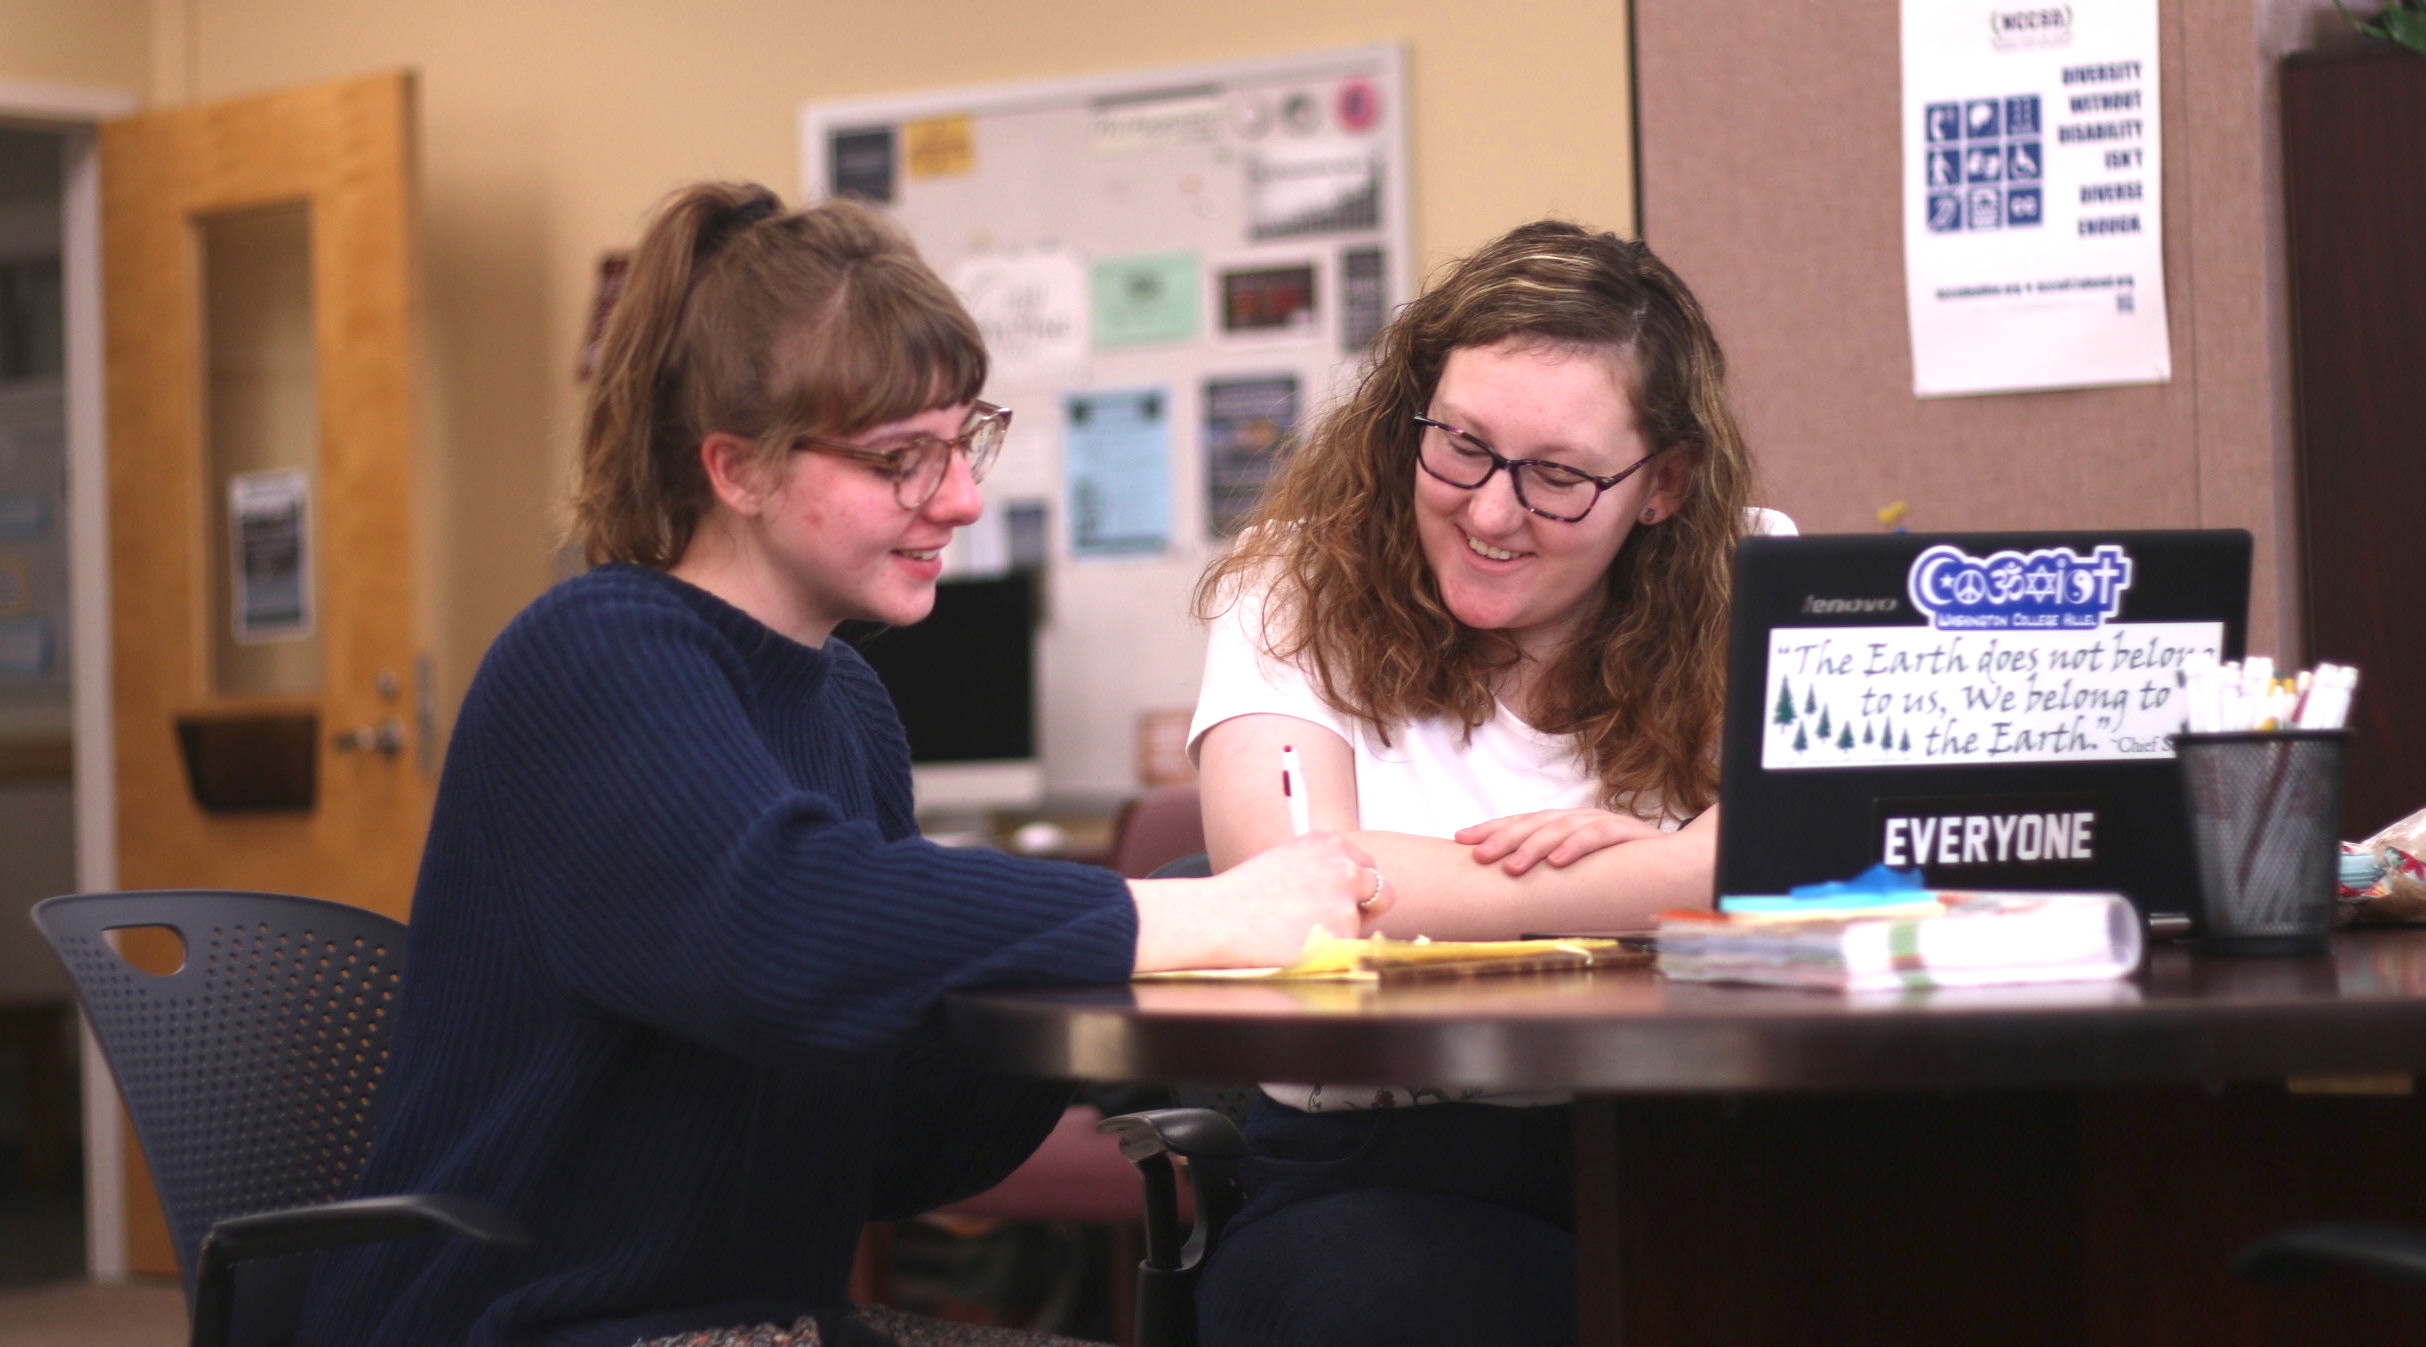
[1639,507,1660,525]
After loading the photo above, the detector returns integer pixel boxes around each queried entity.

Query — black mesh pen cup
[2171,729,2347,956]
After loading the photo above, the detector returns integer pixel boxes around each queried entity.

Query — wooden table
[950,929,2426,1345]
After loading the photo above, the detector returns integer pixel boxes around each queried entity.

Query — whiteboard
[802,45,1411,798]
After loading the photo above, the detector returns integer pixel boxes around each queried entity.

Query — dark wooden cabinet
[2281,44,2426,836]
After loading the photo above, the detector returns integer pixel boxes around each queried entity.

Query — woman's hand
[1453,809,1666,876]
[1130,832,1386,974]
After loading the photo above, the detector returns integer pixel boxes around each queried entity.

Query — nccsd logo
[1990,5,2073,50]
[1907,542,2133,631]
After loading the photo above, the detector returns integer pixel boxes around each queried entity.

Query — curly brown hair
[571,183,987,568]
[1197,220,1755,817]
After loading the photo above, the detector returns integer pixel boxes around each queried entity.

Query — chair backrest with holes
[31,890,407,1295]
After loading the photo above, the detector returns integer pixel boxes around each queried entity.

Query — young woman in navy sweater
[296,182,1381,1347]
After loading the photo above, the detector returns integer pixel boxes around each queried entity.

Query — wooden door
[100,70,427,1277]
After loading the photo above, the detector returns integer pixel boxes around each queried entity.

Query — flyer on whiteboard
[1901,2,2169,397]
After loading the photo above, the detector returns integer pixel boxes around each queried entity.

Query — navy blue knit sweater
[295,564,1137,1347]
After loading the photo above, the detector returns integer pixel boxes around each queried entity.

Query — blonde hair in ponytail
[572,183,987,567]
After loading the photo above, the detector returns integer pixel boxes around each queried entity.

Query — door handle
[332,717,406,756]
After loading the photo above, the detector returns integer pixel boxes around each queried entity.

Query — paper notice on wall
[1089,90,1222,157]
[1092,252,1200,348]
[1245,137,1382,241]
[1065,387,1172,557]
[1901,1,2169,396]
[904,115,975,180]
[230,468,313,643]
[1203,373,1299,538]
[950,247,1088,388]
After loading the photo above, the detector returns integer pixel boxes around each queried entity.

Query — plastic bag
[2338,804,2426,923]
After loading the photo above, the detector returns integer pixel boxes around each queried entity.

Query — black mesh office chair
[32,889,528,1347]
[1096,1105,1244,1347]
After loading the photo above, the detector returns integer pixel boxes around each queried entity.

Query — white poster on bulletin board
[1901,1,2170,396]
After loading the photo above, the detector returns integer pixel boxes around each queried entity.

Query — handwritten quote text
[1762,621,2222,770]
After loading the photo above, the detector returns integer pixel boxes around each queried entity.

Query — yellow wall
[0,0,147,90]
[121,0,1639,720]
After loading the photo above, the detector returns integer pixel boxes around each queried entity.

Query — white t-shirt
[1192,585,1620,834]
[1192,582,1627,1110]
[1187,509,1795,1111]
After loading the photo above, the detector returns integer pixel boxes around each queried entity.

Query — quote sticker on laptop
[1761,541,2222,770]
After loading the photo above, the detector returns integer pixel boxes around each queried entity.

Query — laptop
[1714,530,2252,922]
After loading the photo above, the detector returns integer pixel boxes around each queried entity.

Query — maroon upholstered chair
[1105,785,1205,880]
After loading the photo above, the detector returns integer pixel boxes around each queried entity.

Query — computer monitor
[843,570,1043,816]
[1715,530,2252,919]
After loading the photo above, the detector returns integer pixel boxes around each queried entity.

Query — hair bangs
[765,259,987,441]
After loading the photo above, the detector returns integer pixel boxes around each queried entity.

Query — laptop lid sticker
[1760,541,2223,771]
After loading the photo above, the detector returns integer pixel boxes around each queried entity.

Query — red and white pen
[1280,743,1312,837]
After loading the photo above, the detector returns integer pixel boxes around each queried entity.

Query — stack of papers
[1655,890,2143,992]
[1141,932,1650,982]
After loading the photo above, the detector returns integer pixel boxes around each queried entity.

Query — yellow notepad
[1139,931,1648,982]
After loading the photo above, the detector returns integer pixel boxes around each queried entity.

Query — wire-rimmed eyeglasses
[791,401,1011,510]
[1412,414,1667,523]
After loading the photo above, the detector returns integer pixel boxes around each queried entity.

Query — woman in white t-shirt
[1188,220,1784,1347]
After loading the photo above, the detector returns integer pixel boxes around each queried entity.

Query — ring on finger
[1357,868,1385,911]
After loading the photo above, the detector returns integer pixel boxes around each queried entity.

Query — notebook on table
[1714,529,2252,924]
